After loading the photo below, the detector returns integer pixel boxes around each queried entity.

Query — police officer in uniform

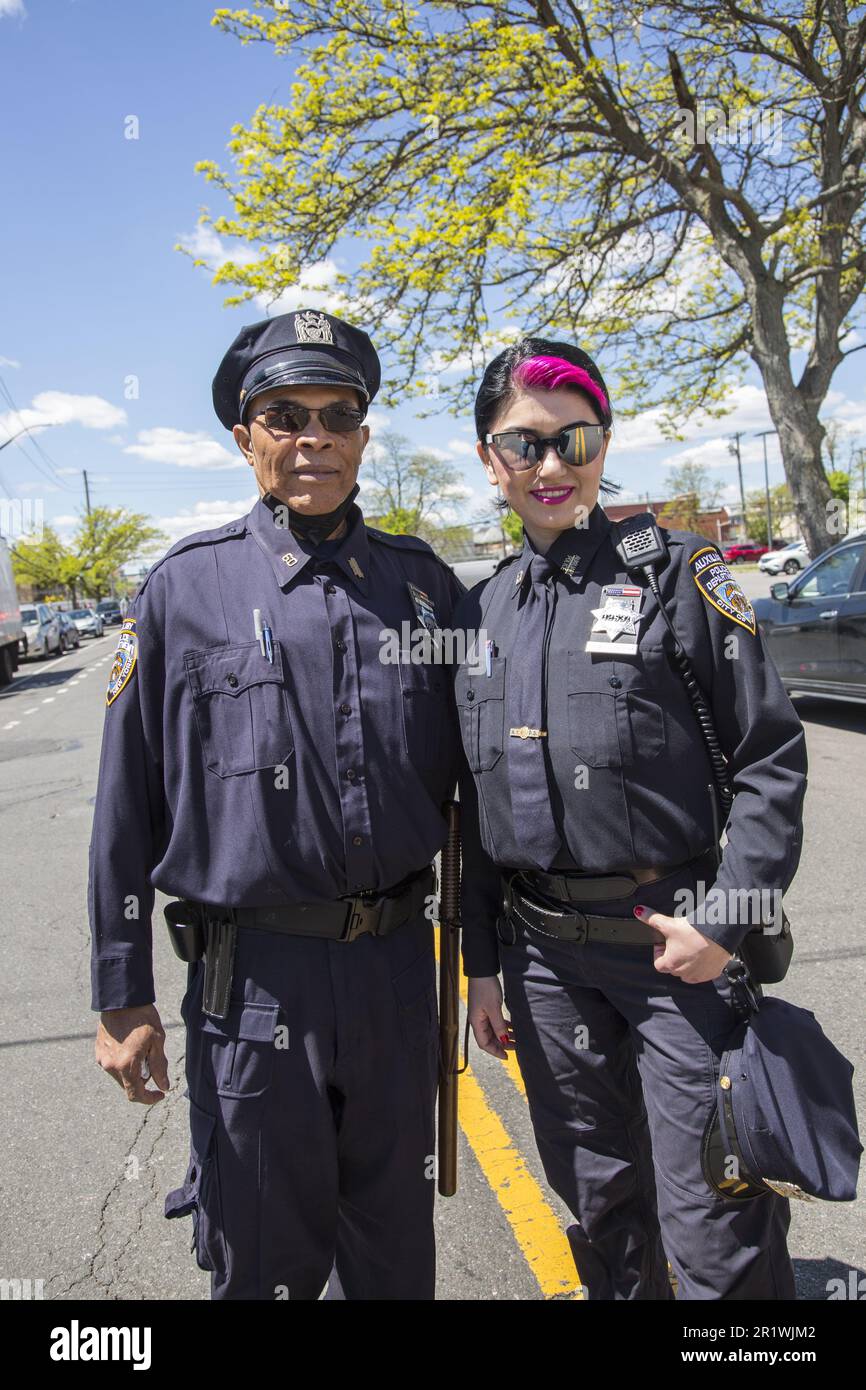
[455,337,808,1300]
[90,310,463,1300]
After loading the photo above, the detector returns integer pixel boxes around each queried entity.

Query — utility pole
[755,430,777,547]
[83,469,92,516]
[726,432,748,538]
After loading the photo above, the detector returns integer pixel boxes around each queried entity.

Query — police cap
[212,309,382,431]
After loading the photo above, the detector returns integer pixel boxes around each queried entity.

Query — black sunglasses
[253,402,366,435]
[485,422,606,471]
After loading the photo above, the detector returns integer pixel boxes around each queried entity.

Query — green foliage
[194,1,865,440]
[11,508,167,603]
[826,469,850,504]
[500,508,524,547]
[744,483,794,542]
[363,428,469,532]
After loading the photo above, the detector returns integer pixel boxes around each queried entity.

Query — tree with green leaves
[12,508,166,604]
[744,481,795,541]
[193,1,866,560]
[662,459,723,531]
[363,428,470,539]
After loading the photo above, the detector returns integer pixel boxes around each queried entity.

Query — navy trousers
[165,912,439,1300]
[499,904,795,1301]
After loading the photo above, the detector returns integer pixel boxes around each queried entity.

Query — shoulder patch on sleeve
[688,545,756,634]
[106,618,138,705]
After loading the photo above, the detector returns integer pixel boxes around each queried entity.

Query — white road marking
[3,720,20,729]
[42,697,55,704]
[23,707,38,715]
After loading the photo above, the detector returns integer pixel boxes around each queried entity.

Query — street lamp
[754,430,778,547]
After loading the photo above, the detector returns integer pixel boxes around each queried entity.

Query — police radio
[609,513,793,985]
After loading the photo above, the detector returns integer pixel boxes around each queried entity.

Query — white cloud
[0,355,20,367]
[363,408,392,435]
[149,497,259,548]
[612,382,779,457]
[179,226,357,318]
[177,224,258,272]
[0,391,126,440]
[124,427,242,471]
[261,258,353,317]
[0,0,25,17]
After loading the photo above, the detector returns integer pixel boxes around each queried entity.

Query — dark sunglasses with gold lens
[485,422,606,471]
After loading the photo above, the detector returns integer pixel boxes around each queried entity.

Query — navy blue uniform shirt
[454,504,808,976]
[89,499,462,1010]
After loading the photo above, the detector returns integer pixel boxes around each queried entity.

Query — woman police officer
[453,337,807,1300]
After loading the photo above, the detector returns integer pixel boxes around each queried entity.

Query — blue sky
[2,0,864,570]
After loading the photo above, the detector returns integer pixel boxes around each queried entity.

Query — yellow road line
[437,929,583,1298]
[458,1063,581,1299]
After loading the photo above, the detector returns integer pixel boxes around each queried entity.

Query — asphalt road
[1,585,864,1302]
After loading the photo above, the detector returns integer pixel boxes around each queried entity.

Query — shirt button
[335,639,347,652]
[352,835,364,846]
[608,676,622,689]
[325,583,337,595]
[227,673,239,688]
[340,702,351,715]
[466,689,476,702]
[346,768,356,780]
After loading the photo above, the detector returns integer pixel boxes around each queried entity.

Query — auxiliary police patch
[689,546,756,634]
[106,618,138,705]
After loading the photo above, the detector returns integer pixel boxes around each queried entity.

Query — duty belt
[165,865,435,1020]
[233,865,435,941]
[498,853,718,947]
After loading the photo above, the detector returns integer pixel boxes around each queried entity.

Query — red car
[723,542,772,564]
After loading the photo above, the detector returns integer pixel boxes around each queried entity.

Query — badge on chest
[585,584,644,655]
[406,581,443,654]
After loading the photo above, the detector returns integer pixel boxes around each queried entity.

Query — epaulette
[494,552,520,575]
[134,517,247,598]
[366,526,457,576]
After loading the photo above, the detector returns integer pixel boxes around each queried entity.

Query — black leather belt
[502,881,665,946]
[232,865,435,942]
[518,850,718,907]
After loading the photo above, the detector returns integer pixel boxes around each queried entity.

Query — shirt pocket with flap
[185,640,294,778]
[567,648,666,769]
[454,657,506,772]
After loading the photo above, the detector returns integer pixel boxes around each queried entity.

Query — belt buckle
[342,894,381,942]
[568,909,589,945]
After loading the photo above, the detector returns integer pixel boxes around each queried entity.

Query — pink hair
[512,355,609,420]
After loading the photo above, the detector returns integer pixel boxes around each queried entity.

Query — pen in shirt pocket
[485,640,496,677]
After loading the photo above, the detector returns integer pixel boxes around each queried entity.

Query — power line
[0,374,76,493]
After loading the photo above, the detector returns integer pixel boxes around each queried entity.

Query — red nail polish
[499,1034,509,1045]
[633,905,645,918]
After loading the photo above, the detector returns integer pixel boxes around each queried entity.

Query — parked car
[451,555,509,588]
[19,602,62,660]
[55,609,81,651]
[96,598,122,626]
[69,607,104,638]
[753,533,866,703]
[758,539,810,575]
[723,541,772,564]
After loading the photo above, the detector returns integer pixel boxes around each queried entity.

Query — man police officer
[90,310,463,1300]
